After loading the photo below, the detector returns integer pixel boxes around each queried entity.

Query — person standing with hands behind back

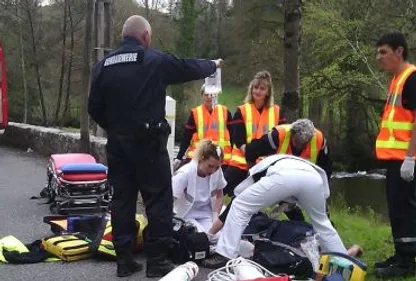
[174,84,233,171]
[374,32,416,279]
[88,15,223,278]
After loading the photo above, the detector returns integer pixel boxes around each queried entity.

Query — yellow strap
[217,105,226,147]
[230,154,246,163]
[381,121,413,130]
[376,139,410,150]
[268,106,275,131]
[223,154,231,160]
[279,125,292,154]
[386,66,416,135]
[196,106,204,140]
[245,104,253,143]
[45,257,62,262]
[310,134,318,163]
[213,140,231,146]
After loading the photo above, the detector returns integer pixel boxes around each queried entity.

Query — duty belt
[136,120,170,135]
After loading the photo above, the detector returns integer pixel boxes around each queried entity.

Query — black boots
[375,254,415,279]
[116,250,143,278]
[144,239,176,278]
[146,255,176,278]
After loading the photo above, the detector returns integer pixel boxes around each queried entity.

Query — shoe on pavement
[201,253,230,269]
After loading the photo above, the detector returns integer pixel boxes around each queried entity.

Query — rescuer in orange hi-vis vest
[223,70,280,197]
[174,84,233,171]
[374,32,416,279]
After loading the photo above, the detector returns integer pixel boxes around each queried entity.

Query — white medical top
[173,166,227,219]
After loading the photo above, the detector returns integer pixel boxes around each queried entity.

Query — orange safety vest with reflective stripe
[186,104,232,164]
[376,63,416,160]
[229,103,280,170]
[276,125,324,163]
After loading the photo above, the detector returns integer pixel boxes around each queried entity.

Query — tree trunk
[60,0,74,127]
[54,0,68,125]
[24,0,47,125]
[281,0,302,123]
[80,0,94,153]
[15,1,28,123]
[93,0,105,137]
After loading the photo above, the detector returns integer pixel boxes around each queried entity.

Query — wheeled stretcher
[45,153,112,214]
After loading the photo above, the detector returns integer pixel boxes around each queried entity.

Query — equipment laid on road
[43,153,112,214]
[315,252,367,281]
[168,216,210,264]
[159,261,199,281]
[207,257,291,281]
[91,213,147,258]
[43,213,148,259]
[41,234,92,261]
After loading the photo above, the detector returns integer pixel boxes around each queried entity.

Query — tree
[53,0,68,125]
[281,0,302,123]
[23,0,47,125]
[60,0,75,126]
[80,0,94,152]
[14,0,28,123]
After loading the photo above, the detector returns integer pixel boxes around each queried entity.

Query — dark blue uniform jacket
[88,36,216,134]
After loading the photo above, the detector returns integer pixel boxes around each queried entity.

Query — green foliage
[300,0,416,170]
[3,0,416,171]
[327,196,395,281]
[218,86,246,112]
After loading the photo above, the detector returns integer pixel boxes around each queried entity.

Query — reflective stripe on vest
[229,103,280,170]
[376,64,416,160]
[187,105,232,162]
[276,125,323,163]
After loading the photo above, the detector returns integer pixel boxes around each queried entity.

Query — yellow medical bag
[41,234,91,261]
[315,252,367,281]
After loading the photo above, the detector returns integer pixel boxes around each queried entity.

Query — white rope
[206,257,301,281]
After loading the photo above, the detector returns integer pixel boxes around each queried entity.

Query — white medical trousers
[215,162,347,259]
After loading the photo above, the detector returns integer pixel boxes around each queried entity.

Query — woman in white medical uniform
[173,139,226,233]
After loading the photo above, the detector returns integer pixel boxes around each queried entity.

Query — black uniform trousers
[386,160,416,256]
[106,123,173,259]
[222,165,248,197]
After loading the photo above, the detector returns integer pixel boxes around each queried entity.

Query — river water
[330,171,387,219]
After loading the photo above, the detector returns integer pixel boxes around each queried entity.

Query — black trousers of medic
[386,160,416,258]
[106,123,173,261]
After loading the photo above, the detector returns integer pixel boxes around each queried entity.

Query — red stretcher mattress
[50,153,107,182]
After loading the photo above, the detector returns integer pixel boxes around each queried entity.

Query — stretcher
[45,153,112,214]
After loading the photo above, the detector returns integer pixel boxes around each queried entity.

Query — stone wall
[1,122,107,164]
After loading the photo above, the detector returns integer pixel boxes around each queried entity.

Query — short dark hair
[376,32,408,60]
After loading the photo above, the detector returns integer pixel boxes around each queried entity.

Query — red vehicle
[0,41,8,128]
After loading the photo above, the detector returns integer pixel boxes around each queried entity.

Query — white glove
[173,159,182,171]
[400,156,415,182]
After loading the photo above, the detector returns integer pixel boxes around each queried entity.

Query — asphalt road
[0,145,212,281]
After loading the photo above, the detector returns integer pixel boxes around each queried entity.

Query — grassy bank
[219,86,246,112]
[327,197,413,281]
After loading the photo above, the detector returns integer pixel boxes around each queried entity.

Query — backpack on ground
[252,239,314,279]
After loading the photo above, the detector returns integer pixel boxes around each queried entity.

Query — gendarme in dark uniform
[88,16,219,278]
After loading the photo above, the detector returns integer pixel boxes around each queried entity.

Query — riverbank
[328,196,411,281]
